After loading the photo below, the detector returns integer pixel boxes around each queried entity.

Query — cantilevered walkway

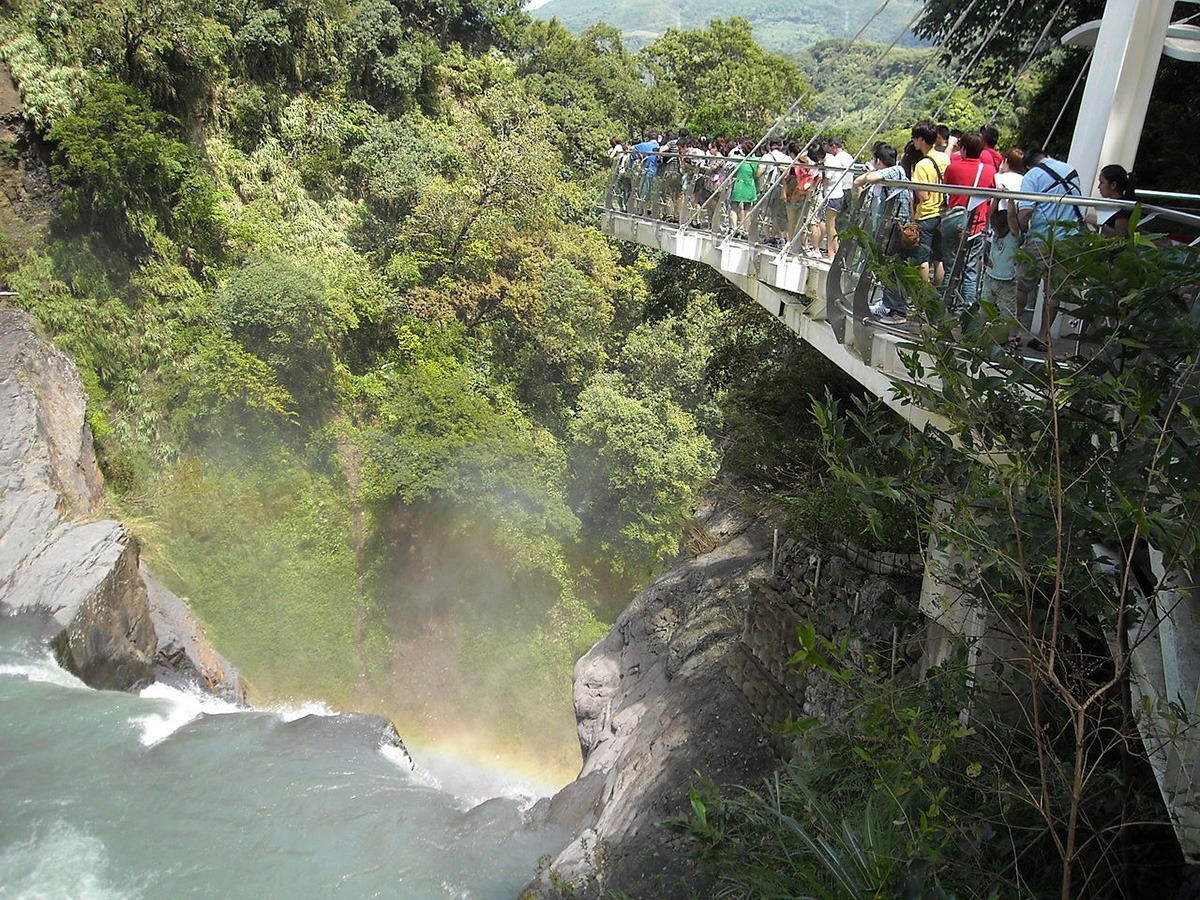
[599,158,1200,860]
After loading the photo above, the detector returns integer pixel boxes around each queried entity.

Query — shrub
[48,82,222,256]
[212,252,339,419]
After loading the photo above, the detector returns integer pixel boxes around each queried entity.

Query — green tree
[516,20,677,155]
[393,83,566,328]
[641,18,811,134]
[48,82,223,255]
[33,0,229,112]
[353,346,579,576]
[815,229,1200,896]
[212,251,341,417]
[568,372,718,577]
[914,1,1197,189]
[343,0,443,114]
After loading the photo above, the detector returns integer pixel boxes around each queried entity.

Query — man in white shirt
[821,137,856,260]
[759,138,793,245]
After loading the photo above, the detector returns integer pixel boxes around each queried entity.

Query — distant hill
[528,0,927,55]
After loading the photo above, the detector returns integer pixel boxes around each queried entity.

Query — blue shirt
[633,140,660,177]
[1018,157,1084,241]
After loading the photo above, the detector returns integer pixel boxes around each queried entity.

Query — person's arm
[1016,205,1033,236]
[1101,211,1131,238]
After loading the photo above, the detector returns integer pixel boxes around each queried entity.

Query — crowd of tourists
[609,121,1138,348]
[608,131,858,259]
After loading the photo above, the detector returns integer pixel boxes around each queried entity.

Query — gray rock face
[525,501,780,899]
[0,306,244,699]
[525,498,924,898]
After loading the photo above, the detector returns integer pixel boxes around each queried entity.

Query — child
[982,208,1020,349]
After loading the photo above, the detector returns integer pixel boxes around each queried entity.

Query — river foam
[0,821,128,900]
[133,681,244,746]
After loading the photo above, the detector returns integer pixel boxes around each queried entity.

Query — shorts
[1015,238,1070,296]
[824,196,845,215]
[913,215,941,265]
[982,274,1018,319]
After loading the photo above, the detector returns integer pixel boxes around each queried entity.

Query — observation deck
[598,154,1200,860]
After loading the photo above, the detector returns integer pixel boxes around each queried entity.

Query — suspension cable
[1042,48,1093,148]
[850,0,987,160]
[932,0,1022,122]
[988,0,1074,124]
[752,0,946,157]
[849,0,895,43]
[871,2,926,61]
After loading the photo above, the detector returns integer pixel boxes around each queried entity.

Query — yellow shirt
[913,149,950,221]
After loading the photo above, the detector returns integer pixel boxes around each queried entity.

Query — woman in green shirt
[729,141,760,238]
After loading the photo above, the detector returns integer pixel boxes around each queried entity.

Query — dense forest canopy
[3,0,1200,894]
[0,2,837,774]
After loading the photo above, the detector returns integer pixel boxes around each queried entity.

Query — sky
[524,0,554,8]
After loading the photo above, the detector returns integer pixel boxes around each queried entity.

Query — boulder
[524,503,779,898]
[0,305,243,699]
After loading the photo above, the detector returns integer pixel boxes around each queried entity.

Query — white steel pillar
[1065,0,1174,197]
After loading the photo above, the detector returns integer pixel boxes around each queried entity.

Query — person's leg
[932,221,945,287]
[825,198,842,259]
[940,211,966,310]
[785,199,801,242]
[915,217,937,282]
[962,235,984,308]
[809,214,825,253]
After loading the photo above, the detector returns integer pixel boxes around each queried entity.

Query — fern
[0,32,84,131]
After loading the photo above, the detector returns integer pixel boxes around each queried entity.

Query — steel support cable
[751,0,933,158]
[872,2,928,62]
[931,0,1023,122]
[988,0,1074,124]
[1042,48,1093,148]
[850,0,897,43]
[777,0,898,150]
[735,0,988,248]
[849,0,991,160]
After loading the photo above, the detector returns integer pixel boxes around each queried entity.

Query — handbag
[886,219,920,254]
[941,162,986,233]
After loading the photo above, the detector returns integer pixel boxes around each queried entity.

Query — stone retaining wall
[731,537,924,744]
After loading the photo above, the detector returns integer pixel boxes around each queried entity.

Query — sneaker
[879,313,908,325]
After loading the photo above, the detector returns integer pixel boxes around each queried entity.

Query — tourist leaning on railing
[911,120,950,285]
[783,141,820,248]
[760,139,793,246]
[1015,148,1086,351]
[941,131,997,313]
[631,136,660,216]
[729,141,761,238]
[855,142,922,324]
[821,138,857,261]
[1094,164,1139,237]
[988,206,1023,351]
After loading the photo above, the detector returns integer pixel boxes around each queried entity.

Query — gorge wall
[0,304,244,699]
[526,495,924,898]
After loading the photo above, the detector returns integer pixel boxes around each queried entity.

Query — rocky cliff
[525,495,923,898]
[0,304,244,699]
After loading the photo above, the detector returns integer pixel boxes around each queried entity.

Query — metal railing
[605,151,860,256]
[602,152,1200,361]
